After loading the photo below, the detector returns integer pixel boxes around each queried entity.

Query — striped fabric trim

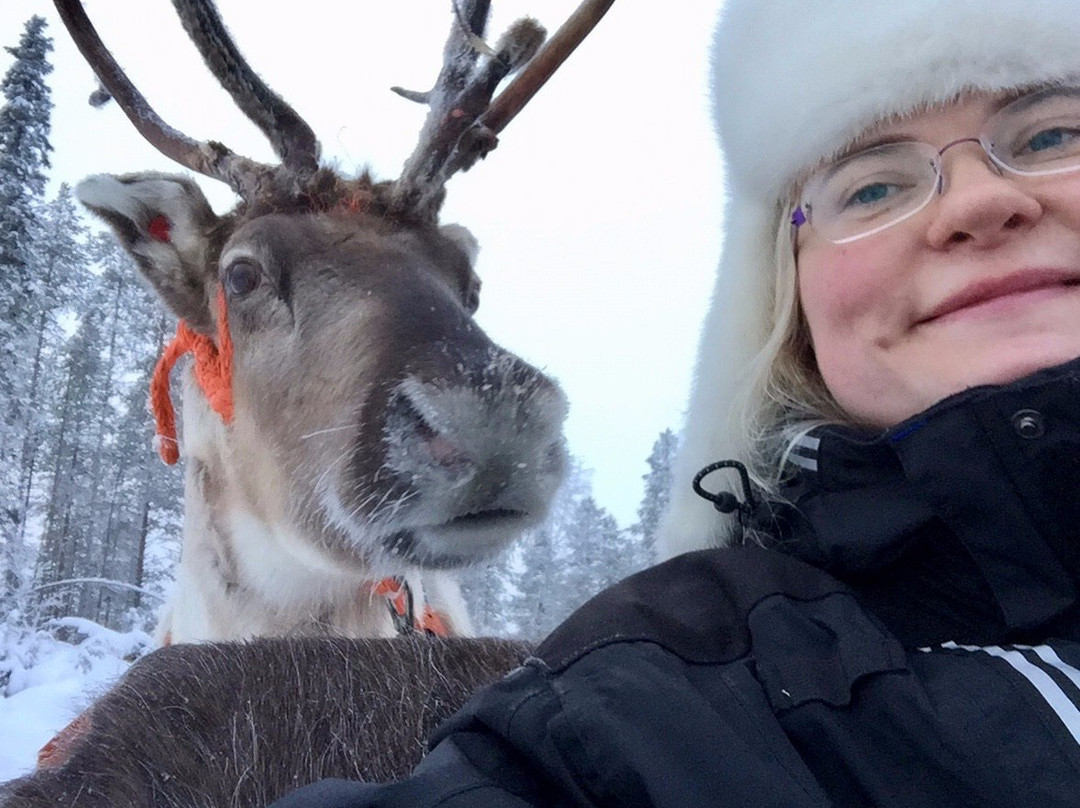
[787,434,820,472]
[922,642,1080,745]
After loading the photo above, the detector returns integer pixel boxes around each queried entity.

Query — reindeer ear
[76,173,220,333]
[438,223,482,313]
[438,223,480,267]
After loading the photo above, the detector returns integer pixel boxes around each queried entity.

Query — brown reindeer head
[55,0,614,573]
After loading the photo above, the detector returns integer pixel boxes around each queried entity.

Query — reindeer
[54,0,613,643]
[1,636,534,808]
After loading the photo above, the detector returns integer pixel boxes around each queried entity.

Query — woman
[273,0,1080,805]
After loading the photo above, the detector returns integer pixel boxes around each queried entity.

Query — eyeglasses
[791,85,1080,244]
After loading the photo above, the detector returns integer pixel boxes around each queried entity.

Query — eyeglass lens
[802,86,1080,243]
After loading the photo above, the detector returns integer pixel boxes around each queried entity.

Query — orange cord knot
[372,577,453,636]
[150,288,234,465]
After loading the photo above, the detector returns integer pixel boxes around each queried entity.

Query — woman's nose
[925,146,1043,248]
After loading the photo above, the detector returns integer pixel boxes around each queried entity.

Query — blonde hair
[659,195,866,552]
[727,200,851,501]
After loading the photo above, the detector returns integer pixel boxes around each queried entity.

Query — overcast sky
[1,0,724,527]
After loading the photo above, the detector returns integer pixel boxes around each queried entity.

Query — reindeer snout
[387,358,565,479]
[382,352,567,520]
[333,350,567,566]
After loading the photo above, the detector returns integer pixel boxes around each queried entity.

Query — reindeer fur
[0,637,532,808]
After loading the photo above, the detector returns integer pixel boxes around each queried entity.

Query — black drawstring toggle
[692,460,759,518]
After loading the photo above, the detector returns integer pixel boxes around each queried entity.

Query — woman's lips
[920,270,1080,325]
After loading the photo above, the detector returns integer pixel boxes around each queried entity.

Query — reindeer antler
[170,0,321,183]
[390,0,616,220]
[56,0,614,215]
[53,0,286,201]
[482,0,616,137]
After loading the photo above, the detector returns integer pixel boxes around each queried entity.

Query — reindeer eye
[224,259,261,297]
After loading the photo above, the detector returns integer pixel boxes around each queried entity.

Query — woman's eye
[844,182,895,208]
[1025,127,1079,153]
[224,259,261,297]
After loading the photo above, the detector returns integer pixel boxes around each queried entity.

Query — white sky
[0,1,724,527]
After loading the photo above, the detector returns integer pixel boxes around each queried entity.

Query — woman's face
[796,92,1080,428]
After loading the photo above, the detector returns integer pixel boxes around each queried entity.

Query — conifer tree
[89,338,182,629]
[34,308,106,618]
[16,186,88,546]
[557,494,625,623]
[634,428,678,562]
[0,16,54,606]
[38,234,184,628]
[458,554,515,636]
[0,15,54,425]
[83,256,182,628]
[463,457,594,638]
[507,522,561,637]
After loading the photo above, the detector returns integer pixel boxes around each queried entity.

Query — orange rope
[372,577,454,636]
[417,605,452,637]
[150,288,234,465]
[37,713,91,769]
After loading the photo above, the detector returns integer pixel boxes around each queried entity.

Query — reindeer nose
[417,419,473,472]
[385,351,567,490]
[426,432,465,466]
[386,391,476,478]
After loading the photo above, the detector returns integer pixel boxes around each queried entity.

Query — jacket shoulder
[537,546,848,671]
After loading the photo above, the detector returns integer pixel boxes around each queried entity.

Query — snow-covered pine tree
[0,16,53,608]
[72,240,146,621]
[507,519,560,638]
[82,243,183,629]
[26,231,185,629]
[481,459,648,639]
[16,186,88,545]
[89,337,183,630]
[33,308,107,620]
[634,427,678,563]
[461,456,594,638]
[557,494,626,622]
[458,553,515,636]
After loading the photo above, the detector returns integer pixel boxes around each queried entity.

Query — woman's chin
[828,342,1080,430]
[956,340,1080,390]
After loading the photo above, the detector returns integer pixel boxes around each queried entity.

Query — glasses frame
[791,85,1080,245]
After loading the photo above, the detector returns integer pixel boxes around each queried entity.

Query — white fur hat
[657,0,1080,559]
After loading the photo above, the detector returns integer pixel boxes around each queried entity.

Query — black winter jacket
[272,359,1080,807]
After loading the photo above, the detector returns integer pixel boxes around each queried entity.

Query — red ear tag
[148,215,171,243]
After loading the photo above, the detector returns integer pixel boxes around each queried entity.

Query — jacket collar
[763,357,1080,647]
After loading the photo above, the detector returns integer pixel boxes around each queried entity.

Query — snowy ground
[0,619,151,783]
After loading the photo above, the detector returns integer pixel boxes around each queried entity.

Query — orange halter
[372,577,453,636]
[150,287,234,465]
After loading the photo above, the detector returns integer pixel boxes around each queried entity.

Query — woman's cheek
[798,245,884,337]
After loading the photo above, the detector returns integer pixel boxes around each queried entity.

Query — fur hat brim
[715,0,1080,202]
